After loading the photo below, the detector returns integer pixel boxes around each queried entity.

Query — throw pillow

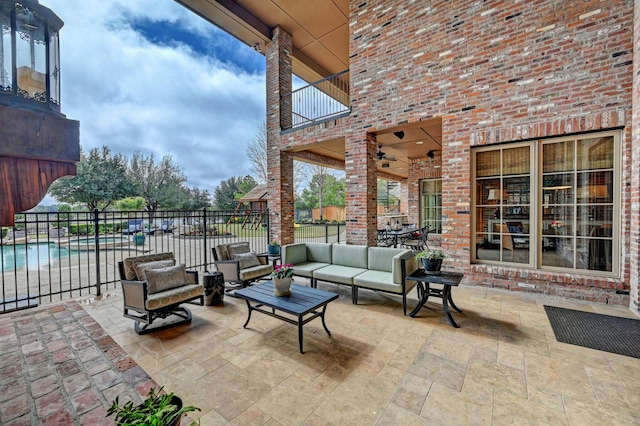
[215,244,230,261]
[227,242,251,258]
[134,259,176,282]
[233,251,261,269]
[145,264,188,294]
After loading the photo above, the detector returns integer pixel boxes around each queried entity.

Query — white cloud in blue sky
[41,0,266,203]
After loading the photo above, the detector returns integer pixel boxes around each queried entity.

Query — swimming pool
[0,243,68,272]
[58,236,131,251]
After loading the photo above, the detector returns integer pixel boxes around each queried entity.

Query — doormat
[544,305,640,359]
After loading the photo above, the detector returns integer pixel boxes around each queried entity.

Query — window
[472,131,619,276]
[420,179,442,234]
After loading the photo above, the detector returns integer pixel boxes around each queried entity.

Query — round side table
[203,271,225,305]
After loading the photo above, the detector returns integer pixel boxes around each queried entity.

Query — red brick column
[630,3,640,313]
[345,132,378,245]
[266,27,295,245]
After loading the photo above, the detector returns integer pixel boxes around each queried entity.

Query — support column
[266,27,295,245]
[406,161,421,227]
[345,132,378,246]
[630,2,640,313]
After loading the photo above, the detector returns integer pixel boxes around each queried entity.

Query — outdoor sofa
[282,242,419,315]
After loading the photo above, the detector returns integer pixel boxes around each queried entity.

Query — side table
[203,271,225,305]
[267,255,281,267]
[405,270,464,327]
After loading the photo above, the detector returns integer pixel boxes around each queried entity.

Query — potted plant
[271,263,294,296]
[416,248,447,272]
[132,231,146,246]
[107,387,200,426]
[267,239,281,255]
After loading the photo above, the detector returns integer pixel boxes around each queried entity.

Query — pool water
[1,243,68,272]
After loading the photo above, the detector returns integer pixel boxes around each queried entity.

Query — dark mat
[544,305,640,359]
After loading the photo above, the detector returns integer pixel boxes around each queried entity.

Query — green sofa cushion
[353,270,402,294]
[367,247,409,273]
[332,244,368,269]
[282,243,309,265]
[292,262,331,278]
[306,242,332,263]
[313,264,367,285]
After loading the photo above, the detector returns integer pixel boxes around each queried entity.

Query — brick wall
[267,0,636,305]
[632,0,640,313]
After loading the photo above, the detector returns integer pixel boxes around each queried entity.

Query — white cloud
[41,0,266,204]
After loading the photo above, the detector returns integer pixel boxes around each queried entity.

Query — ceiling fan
[377,145,397,162]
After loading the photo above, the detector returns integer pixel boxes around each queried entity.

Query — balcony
[282,69,350,130]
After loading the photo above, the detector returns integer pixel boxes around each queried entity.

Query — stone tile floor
[2,278,639,425]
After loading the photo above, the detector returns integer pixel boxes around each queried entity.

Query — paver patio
[83,279,640,425]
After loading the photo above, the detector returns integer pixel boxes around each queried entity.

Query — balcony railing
[282,69,350,130]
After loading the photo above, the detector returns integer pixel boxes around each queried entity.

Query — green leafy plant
[416,248,447,261]
[107,387,200,426]
[270,240,280,246]
[272,263,294,279]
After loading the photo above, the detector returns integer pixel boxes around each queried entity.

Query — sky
[40,0,267,204]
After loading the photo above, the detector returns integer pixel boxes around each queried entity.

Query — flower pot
[166,395,184,426]
[273,277,291,296]
[422,258,442,272]
[133,235,145,246]
[267,244,281,255]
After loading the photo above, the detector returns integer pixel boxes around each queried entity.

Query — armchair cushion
[227,242,251,258]
[233,251,261,269]
[145,264,188,294]
[134,259,176,282]
[239,264,274,281]
[146,284,204,310]
[122,252,175,280]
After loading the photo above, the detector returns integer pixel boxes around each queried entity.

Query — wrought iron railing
[0,209,270,313]
[293,222,345,244]
[282,69,350,129]
[0,209,349,314]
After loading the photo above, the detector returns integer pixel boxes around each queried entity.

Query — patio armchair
[118,252,204,334]
[212,242,274,290]
[401,226,430,251]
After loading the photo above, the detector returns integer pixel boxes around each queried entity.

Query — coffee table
[234,281,338,353]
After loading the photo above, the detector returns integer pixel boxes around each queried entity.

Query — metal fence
[0,209,346,314]
[1,209,270,313]
[293,222,345,244]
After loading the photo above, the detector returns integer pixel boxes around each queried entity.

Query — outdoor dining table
[382,227,416,247]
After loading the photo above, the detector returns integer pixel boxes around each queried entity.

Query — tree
[116,197,146,211]
[297,171,345,215]
[49,146,132,211]
[300,165,345,220]
[246,122,268,183]
[213,176,257,210]
[245,122,305,196]
[128,152,187,211]
[178,187,212,210]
